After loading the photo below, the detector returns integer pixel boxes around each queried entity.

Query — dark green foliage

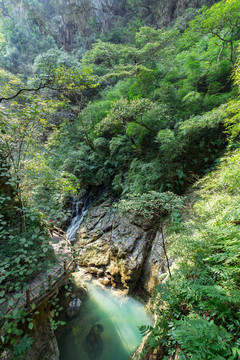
[13,335,34,359]
[0,160,56,357]
[0,163,55,286]
[117,191,184,224]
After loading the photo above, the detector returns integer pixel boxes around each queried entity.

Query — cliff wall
[16,0,219,48]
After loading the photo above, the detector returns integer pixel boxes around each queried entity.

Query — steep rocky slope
[49,0,219,32]
[7,0,218,48]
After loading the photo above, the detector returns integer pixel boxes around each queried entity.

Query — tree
[0,65,98,103]
[82,27,178,83]
[183,0,240,67]
[95,98,155,136]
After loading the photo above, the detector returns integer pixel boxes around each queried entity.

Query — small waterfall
[66,195,92,242]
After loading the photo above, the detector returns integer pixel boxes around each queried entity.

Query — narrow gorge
[58,195,165,359]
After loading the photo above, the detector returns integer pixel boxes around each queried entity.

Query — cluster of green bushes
[142,146,240,359]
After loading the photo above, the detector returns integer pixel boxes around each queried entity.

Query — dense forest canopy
[0,0,240,358]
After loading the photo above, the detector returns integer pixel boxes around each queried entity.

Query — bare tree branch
[0,83,49,103]
[0,81,71,103]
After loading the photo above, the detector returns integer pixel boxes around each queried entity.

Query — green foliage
[145,148,240,359]
[33,59,99,101]
[0,197,55,356]
[117,191,183,225]
[33,48,81,77]
[224,48,240,144]
[1,0,238,202]
[0,69,24,98]
[27,155,79,221]
[95,98,155,136]
[0,25,4,46]
[49,294,66,331]
[169,317,232,360]
[122,159,164,194]
[183,0,240,67]
[82,40,135,69]
[13,335,34,359]
[0,7,56,74]
[81,99,113,133]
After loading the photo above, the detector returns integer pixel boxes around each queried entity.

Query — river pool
[58,275,153,360]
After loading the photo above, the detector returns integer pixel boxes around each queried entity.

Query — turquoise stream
[58,276,153,360]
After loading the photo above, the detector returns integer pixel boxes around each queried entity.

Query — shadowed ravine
[57,275,153,360]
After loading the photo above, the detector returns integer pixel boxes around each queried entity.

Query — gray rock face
[149,0,218,27]
[16,0,218,48]
[74,201,164,293]
[38,0,126,47]
[50,0,218,31]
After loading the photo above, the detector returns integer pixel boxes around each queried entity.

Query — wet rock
[66,298,82,320]
[99,277,111,286]
[85,324,104,359]
[79,226,87,239]
[87,266,104,277]
[71,273,88,300]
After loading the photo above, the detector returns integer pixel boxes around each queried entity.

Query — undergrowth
[145,149,240,359]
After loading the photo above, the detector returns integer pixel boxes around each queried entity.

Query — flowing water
[66,196,92,242]
[58,274,153,360]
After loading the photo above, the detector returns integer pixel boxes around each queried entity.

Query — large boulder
[85,324,104,359]
[66,298,82,320]
[74,201,160,293]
